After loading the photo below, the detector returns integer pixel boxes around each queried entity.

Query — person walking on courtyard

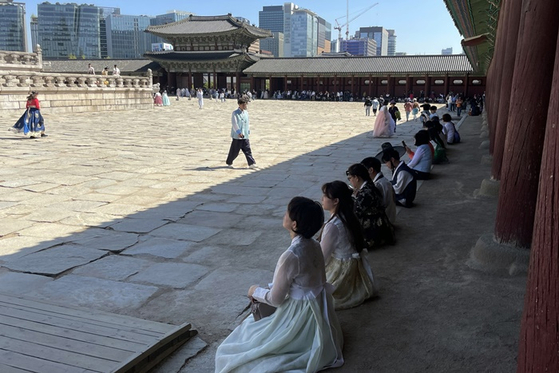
[412,99,420,121]
[196,88,204,109]
[87,63,95,75]
[226,96,257,169]
[162,90,171,106]
[112,64,120,76]
[404,99,413,121]
[364,96,373,116]
[11,91,47,138]
[372,105,395,138]
[372,97,380,116]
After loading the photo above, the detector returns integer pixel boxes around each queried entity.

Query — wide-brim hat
[374,142,406,161]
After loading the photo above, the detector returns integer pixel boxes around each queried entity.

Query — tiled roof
[42,59,159,74]
[146,15,271,38]
[144,50,250,62]
[244,55,474,76]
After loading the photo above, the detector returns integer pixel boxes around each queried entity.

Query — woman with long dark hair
[346,163,395,249]
[11,91,46,138]
[320,181,377,309]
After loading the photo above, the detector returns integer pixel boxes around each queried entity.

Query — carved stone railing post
[43,75,54,87]
[16,75,30,87]
[30,75,43,87]
[115,77,124,88]
[3,75,16,87]
[76,76,86,87]
[148,68,153,89]
[35,45,43,70]
[54,75,64,87]
[0,52,6,64]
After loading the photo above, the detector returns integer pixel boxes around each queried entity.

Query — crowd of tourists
[215,97,466,372]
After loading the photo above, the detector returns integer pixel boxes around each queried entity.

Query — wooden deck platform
[0,293,197,373]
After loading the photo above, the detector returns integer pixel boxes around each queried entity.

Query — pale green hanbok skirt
[215,289,344,373]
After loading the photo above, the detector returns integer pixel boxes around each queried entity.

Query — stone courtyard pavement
[0,99,525,372]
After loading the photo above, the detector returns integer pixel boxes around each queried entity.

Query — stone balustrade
[0,46,43,72]
[0,47,154,114]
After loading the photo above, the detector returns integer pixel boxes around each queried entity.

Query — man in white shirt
[361,157,397,224]
[87,63,95,75]
[112,64,120,76]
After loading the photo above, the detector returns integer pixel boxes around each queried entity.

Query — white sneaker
[249,164,258,169]
[227,164,234,168]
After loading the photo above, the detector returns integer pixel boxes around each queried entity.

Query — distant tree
[68,54,77,59]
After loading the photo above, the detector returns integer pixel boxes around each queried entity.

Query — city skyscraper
[106,14,156,59]
[340,38,377,57]
[0,0,27,52]
[442,47,453,55]
[387,29,396,56]
[259,3,328,57]
[260,31,284,57]
[290,8,318,57]
[356,26,388,56]
[37,3,119,59]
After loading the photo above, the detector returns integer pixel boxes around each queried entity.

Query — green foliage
[68,54,77,59]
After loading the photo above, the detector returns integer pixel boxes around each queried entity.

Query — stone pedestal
[474,178,500,198]
[479,140,490,150]
[467,234,530,276]
[481,154,493,166]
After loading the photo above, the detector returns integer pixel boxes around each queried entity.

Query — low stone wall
[0,47,154,114]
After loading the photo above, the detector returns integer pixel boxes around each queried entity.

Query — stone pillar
[517,27,559,371]
[490,0,522,180]
[494,0,559,248]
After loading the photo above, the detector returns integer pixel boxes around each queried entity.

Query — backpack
[453,130,461,143]
[433,144,449,164]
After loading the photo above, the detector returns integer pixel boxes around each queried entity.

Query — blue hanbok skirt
[11,108,45,136]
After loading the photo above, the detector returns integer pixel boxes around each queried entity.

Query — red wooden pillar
[235,71,240,94]
[517,26,559,372]
[284,75,287,92]
[487,0,510,152]
[351,75,355,98]
[494,0,559,248]
[368,74,372,97]
[188,70,192,90]
[490,0,522,179]
[424,75,429,99]
[463,73,468,97]
[334,74,338,94]
[250,75,255,92]
[443,73,449,97]
[405,74,410,97]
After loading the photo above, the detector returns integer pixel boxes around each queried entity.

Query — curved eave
[443,0,501,74]
[144,50,260,64]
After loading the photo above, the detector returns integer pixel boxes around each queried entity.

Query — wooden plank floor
[0,293,196,373]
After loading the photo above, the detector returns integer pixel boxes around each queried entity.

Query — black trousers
[226,138,256,166]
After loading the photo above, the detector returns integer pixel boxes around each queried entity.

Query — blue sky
[25,0,464,55]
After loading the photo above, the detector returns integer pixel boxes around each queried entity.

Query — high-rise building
[0,0,27,52]
[282,2,298,57]
[260,31,284,57]
[340,38,377,56]
[150,11,193,26]
[259,5,284,33]
[317,17,332,55]
[387,29,396,56]
[30,14,38,51]
[442,47,453,55]
[356,26,388,56]
[106,14,155,59]
[290,8,318,57]
[37,3,118,59]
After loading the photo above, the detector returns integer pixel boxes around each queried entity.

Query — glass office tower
[0,0,27,52]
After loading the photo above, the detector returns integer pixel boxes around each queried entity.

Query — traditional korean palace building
[139,14,485,97]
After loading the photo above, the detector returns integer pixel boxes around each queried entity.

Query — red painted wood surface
[491,0,522,179]
[517,26,559,372]
[494,0,559,247]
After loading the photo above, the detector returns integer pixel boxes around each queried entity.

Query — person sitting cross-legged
[381,149,417,208]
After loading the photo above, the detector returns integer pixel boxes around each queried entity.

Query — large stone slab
[17,222,84,239]
[178,211,243,229]
[150,223,221,242]
[206,229,263,246]
[108,218,169,234]
[0,271,53,295]
[128,262,210,288]
[71,229,139,252]
[0,218,35,236]
[71,255,153,281]
[26,275,159,311]
[3,244,107,275]
[123,237,194,259]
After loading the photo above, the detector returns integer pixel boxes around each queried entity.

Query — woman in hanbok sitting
[215,196,344,373]
[372,105,395,138]
[320,181,376,310]
[346,164,395,249]
[11,91,47,138]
